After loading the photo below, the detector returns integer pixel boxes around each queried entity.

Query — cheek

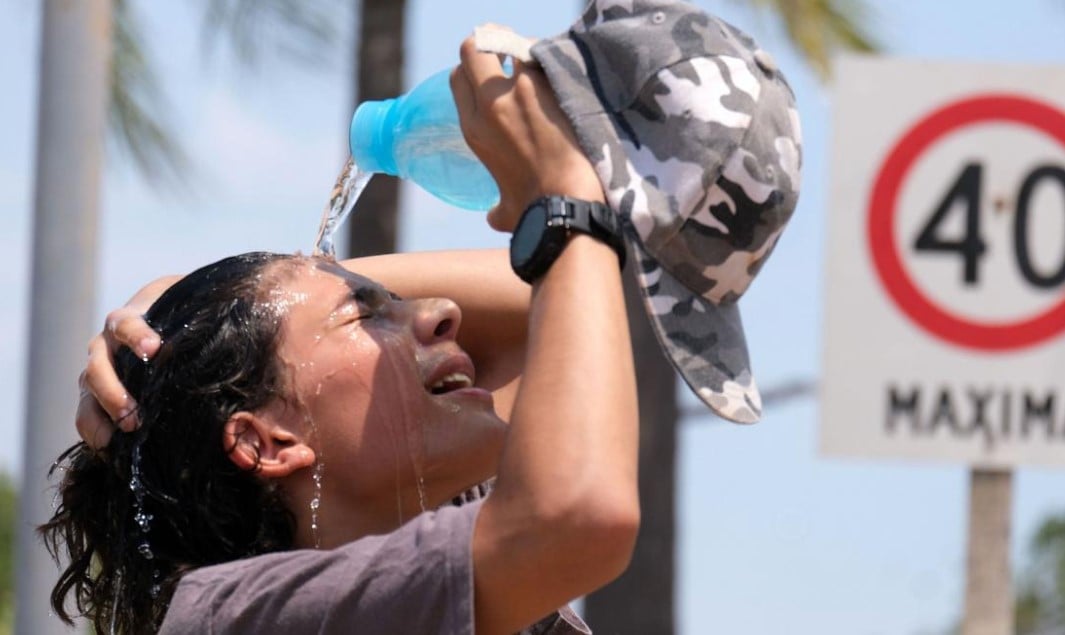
[301,337,380,427]
[299,333,426,454]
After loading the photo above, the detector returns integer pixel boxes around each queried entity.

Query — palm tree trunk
[584,267,678,634]
[17,1,112,633]
[346,0,406,257]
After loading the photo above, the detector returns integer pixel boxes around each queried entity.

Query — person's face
[267,258,506,523]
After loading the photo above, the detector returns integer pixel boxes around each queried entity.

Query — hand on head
[449,36,604,232]
[76,276,175,450]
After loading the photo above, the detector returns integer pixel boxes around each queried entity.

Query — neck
[288,478,494,550]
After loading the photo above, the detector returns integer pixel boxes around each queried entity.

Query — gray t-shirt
[159,499,590,634]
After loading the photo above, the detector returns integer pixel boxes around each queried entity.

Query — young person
[47,35,636,635]
[54,2,802,632]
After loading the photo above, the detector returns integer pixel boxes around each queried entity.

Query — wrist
[531,234,618,284]
[509,196,625,284]
[530,164,605,206]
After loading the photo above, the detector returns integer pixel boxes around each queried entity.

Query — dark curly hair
[39,251,302,633]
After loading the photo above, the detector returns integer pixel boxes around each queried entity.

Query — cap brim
[630,238,762,424]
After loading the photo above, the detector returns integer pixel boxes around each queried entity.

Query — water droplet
[310,459,324,548]
[416,476,428,512]
[137,542,154,560]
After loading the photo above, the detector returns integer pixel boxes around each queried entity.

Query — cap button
[753,49,777,75]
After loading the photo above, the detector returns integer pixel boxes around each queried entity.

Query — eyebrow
[330,284,400,313]
[331,286,366,314]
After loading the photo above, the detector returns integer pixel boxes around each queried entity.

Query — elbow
[586,498,641,584]
[544,487,641,588]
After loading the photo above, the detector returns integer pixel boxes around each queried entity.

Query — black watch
[509,196,626,284]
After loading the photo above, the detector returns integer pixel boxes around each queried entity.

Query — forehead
[269,257,373,291]
[262,258,380,315]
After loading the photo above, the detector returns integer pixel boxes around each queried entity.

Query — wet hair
[39,251,301,634]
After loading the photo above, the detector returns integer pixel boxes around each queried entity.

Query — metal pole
[961,469,1013,635]
[17,1,112,633]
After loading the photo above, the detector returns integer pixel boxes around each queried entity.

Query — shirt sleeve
[160,500,483,635]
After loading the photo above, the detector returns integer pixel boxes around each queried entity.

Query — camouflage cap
[528,0,803,423]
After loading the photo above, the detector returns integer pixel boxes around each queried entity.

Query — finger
[76,373,115,450]
[459,36,506,90]
[450,65,478,124]
[105,308,160,360]
[85,335,139,425]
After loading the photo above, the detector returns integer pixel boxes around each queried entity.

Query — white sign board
[821,56,1065,468]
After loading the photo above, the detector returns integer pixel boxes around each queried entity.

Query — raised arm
[450,40,639,635]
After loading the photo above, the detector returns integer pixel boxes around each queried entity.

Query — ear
[223,411,316,479]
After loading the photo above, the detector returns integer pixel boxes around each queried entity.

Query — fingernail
[138,337,156,360]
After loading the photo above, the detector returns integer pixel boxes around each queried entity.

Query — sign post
[824,56,1065,634]
[961,470,1012,635]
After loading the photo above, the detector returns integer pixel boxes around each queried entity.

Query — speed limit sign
[821,56,1065,468]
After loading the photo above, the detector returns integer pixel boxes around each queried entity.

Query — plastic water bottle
[349,68,499,211]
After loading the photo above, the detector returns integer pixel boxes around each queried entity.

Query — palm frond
[198,0,350,69]
[743,0,880,80]
[109,0,191,187]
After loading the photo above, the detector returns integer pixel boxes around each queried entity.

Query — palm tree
[19,2,112,633]
[107,0,349,186]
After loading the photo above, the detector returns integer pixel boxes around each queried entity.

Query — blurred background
[2,1,1065,633]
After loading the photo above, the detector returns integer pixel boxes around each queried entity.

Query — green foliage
[1016,512,1065,634]
[198,0,349,68]
[108,0,349,187]
[109,0,191,188]
[0,473,16,635]
[740,0,880,79]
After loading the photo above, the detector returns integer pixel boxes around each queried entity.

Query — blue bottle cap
[350,99,398,176]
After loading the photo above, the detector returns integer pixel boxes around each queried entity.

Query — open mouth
[449,479,494,507]
[428,372,474,395]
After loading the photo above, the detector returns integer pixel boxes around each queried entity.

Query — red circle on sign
[868,94,1065,351]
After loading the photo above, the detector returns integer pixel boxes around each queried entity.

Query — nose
[411,297,462,345]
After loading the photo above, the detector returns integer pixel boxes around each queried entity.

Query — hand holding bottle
[449,37,605,233]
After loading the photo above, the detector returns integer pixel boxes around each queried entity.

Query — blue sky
[3,1,1065,633]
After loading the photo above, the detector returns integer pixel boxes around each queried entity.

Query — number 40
[913,162,1065,288]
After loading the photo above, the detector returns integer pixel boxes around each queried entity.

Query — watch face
[511,204,546,265]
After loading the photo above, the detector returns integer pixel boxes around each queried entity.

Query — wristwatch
[509,195,626,284]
